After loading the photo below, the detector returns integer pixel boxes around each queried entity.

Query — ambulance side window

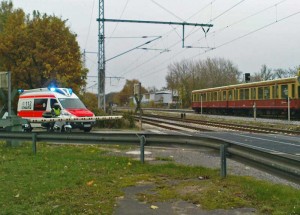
[34,99,47,111]
[50,99,59,108]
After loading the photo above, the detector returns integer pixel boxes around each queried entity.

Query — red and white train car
[191,75,300,117]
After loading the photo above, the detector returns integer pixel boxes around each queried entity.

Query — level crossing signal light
[245,73,250,83]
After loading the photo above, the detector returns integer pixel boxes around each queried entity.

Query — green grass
[0,142,299,214]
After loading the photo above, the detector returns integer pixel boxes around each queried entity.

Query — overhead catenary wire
[118,0,218,77]
[196,0,288,44]
[106,0,130,47]
[140,9,300,80]
[129,0,291,79]
[150,0,184,22]
[119,0,245,78]
[84,0,96,49]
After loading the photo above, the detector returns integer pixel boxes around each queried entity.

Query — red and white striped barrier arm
[26,115,123,123]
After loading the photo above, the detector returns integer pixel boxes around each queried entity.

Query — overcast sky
[11,0,300,93]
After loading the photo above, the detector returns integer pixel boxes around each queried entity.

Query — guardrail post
[32,133,37,155]
[220,144,227,178]
[140,135,146,164]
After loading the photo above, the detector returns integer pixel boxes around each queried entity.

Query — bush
[94,111,136,129]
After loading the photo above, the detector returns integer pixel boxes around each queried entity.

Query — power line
[118,0,217,76]
[150,0,184,22]
[130,0,290,79]
[84,0,96,49]
[118,0,246,78]
[196,0,289,44]
[107,0,130,47]
[140,9,300,80]
[213,10,300,51]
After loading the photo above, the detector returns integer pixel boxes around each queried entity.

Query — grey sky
[11,0,300,93]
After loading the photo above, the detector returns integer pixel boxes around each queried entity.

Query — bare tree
[166,58,241,107]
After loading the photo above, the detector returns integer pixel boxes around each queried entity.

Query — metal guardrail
[0,131,299,184]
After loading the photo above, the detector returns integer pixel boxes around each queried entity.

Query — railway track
[136,114,300,135]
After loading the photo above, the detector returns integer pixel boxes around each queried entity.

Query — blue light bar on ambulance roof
[18,89,24,94]
[48,87,73,96]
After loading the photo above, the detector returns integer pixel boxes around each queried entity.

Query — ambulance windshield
[58,98,86,109]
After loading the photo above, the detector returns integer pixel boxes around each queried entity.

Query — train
[191,72,300,117]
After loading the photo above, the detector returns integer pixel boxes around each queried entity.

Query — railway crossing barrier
[0,131,299,184]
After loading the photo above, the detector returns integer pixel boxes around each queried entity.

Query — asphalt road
[194,131,300,158]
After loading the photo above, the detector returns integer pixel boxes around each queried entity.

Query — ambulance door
[50,99,59,109]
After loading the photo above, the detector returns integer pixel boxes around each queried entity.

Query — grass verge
[0,142,299,214]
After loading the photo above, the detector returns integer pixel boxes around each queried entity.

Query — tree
[116,79,147,106]
[166,58,241,107]
[252,64,274,81]
[0,2,87,93]
[0,0,13,32]
[274,67,298,78]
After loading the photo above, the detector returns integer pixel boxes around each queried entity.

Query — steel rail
[0,131,299,184]
[139,113,300,135]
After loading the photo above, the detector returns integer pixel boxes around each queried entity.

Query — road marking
[148,129,166,134]
[270,152,285,155]
[233,133,300,147]
[200,133,288,154]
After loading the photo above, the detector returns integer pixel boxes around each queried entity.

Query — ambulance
[17,87,95,132]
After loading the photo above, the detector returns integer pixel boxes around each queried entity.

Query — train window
[228,90,233,101]
[208,92,211,102]
[281,85,288,99]
[272,85,278,99]
[251,88,256,100]
[223,91,227,101]
[213,92,217,101]
[292,84,295,98]
[258,87,263,100]
[202,93,206,102]
[235,89,238,100]
[264,87,270,99]
[245,89,249,100]
[218,92,222,101]
[240,89,245,100]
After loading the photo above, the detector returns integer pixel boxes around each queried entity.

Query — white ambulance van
[17,87,95,132]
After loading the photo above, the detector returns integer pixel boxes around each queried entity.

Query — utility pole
[98,0,105,111]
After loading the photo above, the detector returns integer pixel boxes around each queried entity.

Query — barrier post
[32,133,37,155]
[253,102,256,121]
[140,135,146,164]
[220,144,227,178]
[288,97,290,121]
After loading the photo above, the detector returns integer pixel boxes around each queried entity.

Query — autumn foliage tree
[115,79,147,106]
[0,1,87,92]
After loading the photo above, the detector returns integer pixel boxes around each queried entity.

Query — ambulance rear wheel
[83,127,92,132]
